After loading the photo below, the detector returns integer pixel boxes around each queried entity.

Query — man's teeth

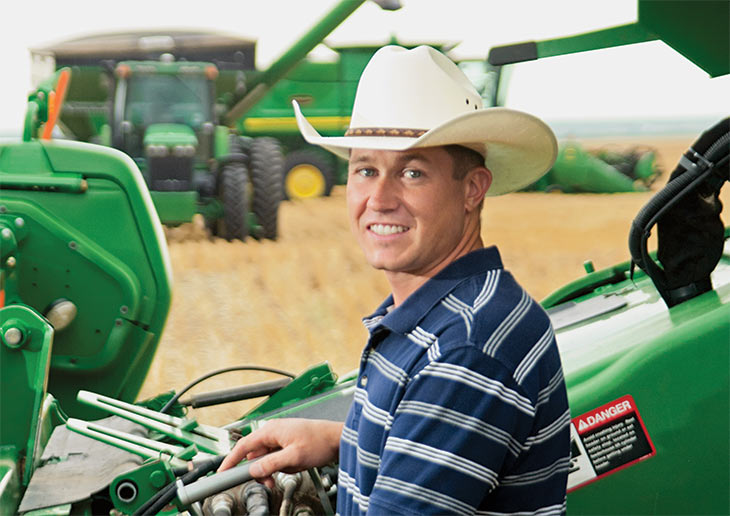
[370,224,408,235]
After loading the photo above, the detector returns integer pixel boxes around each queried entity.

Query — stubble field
[138,135,730,425]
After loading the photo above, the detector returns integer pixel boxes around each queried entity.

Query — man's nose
[366,176,399,211]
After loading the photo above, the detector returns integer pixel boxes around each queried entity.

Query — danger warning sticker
[567,394,655,492]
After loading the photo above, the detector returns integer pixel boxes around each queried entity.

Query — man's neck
[387,233,484,306]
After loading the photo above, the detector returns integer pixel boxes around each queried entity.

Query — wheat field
[138,135,730,425]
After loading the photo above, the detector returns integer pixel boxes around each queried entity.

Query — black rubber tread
[250,137,284,240]
[219,162,249,241]
[283,148,337,199]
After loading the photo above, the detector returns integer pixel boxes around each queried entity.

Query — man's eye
[358,168,376,177]
[404,169,422,179]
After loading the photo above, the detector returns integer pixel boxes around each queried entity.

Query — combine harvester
[0,0,727,513]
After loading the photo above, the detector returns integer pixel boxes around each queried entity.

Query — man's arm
[218,418,343,489]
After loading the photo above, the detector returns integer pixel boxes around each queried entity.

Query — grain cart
[32,0,401,239]
[1,0,729,514]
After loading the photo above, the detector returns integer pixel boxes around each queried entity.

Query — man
[220,45,570,515]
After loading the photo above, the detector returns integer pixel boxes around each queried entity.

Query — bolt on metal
[3,327,23,347]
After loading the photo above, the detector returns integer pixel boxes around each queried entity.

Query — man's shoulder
[422,268,559,394]
[431,266,550,342]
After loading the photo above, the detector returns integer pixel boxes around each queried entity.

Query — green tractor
[33,0,401,239]
[109,57,282,240]
[1,0,728,514]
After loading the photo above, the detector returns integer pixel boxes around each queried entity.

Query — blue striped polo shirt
[337,246,570,515]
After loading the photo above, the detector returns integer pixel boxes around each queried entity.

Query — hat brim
[293,101,558,196]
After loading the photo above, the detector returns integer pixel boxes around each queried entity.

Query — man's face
[346,147,482,280]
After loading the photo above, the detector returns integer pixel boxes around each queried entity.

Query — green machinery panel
[0,139,172,418]
[546,255,730,514]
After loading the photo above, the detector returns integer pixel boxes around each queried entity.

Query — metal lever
[76,390,232,455]
[66,418,190,468]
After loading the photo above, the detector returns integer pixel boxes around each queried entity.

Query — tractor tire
[250,137,284,240]
[218,162,249,241]
[283,149,336,200]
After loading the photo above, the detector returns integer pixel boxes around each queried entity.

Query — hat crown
[349,46,483,131]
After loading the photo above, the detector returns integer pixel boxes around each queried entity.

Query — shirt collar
[362,246,504,335]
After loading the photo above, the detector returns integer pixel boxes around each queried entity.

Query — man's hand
[218,418,343,489]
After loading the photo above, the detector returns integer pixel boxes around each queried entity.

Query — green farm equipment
[525,141,661,193]
[240,43,404,200]
[1,0,728,514]
[238,44,664,198]
[32,0,400,238]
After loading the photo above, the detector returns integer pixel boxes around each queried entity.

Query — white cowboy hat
[293,45,557,196]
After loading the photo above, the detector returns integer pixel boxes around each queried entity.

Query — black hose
[628,117,729,305]
[182,378,292,408]
[160,365,296,414]
[629,160,716,283]
[132,455,225,516]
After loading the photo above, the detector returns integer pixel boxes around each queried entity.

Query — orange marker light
[42,68,70,140]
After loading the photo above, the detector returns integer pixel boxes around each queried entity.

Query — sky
[1,0,728,136]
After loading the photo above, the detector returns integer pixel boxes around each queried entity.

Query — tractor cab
[111,58,219,194]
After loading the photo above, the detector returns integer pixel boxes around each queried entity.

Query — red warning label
[568,395,655,492]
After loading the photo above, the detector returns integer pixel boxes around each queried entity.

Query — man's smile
[367,223,410,236]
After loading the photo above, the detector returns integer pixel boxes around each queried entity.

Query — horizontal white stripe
[419,362,535,416]
[524,409,571,449]
[362,314,384,329]
[375,475,477,515]
[368,350,409,386]
[500,457,571,486]
[385,436,498,486]
[338,469,370,513]
[396,400,524,457]
[354,387,393,429]
[477,500,566,516]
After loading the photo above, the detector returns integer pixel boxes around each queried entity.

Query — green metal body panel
[241,363,339,422]
[143,123,198,147]
[490,0,728,78]
[638,0,729,78]
[150,191,198,225]
[0,305,54,485]
[545,244,730,514]
[0,139,172,419]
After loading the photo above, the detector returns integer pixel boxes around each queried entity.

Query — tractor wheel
[283,149,336,200]
[250,137,284,240]
[218,162,249,241]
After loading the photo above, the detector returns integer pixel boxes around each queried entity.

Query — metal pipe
[224,0,368,124]
[176,460,256,505]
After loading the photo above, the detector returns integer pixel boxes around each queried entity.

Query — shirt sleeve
[367,344,535,515]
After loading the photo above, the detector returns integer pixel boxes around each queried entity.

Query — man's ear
[464,167,492,212]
